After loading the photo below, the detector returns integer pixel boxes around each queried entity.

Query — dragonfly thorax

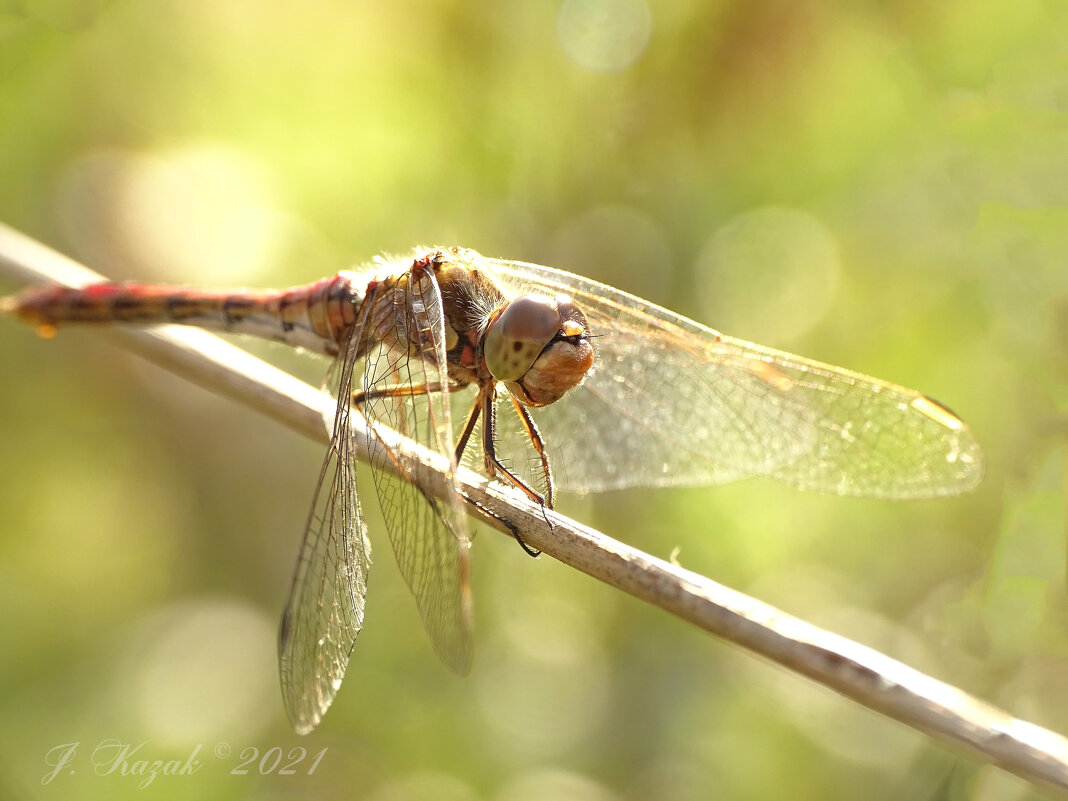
[483,292,594,407]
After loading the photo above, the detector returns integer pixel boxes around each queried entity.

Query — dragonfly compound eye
[484,295,559,381]
[485,293,594,406]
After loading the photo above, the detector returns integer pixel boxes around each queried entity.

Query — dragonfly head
[484,293,594,407]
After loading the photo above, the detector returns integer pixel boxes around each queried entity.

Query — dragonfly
[3,246,983,733]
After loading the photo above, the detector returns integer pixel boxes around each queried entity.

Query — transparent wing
[362,267,473,673]
[278,324,372,735]
[484,258,984,499]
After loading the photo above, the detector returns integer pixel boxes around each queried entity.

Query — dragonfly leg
[351,381,458,408]
[508,395,555,510]
[480,390,546,506]
[478,390,552,557]
[453,388,541,557]
[454,395,482,466]
[460,492,539,558]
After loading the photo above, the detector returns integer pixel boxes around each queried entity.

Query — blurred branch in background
[1,222,1066,797]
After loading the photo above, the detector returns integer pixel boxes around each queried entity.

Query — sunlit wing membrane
[485,258,983,498]
[363,267,473,673]
[278,324,372,735]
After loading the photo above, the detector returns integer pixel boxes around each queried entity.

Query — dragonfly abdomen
[3,274,363,356]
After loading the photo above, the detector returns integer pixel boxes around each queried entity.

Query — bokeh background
[0,0,1065,799]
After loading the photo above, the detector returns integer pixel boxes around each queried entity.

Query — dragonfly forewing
[484,258,983,498]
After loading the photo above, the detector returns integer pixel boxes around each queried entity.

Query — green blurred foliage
[0,0,1065,799]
